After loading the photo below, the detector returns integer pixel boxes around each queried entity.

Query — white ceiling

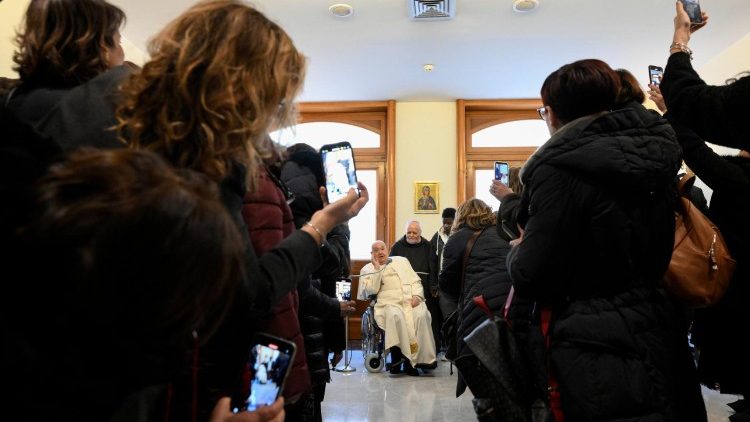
[112,0,750,102]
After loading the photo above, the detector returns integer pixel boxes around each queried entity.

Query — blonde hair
[116,0,305,189]
[451,198,496,233]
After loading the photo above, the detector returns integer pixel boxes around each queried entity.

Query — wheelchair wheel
[361,308,377,355]
[365,352,384,373]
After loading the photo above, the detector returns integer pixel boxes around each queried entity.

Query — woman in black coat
[439,198,532,421]
[508,59,706,421]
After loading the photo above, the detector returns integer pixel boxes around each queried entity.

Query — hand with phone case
[296,142,369,249]
[300,179,368,248]
[232,334,296,414]
[672,1,708,52]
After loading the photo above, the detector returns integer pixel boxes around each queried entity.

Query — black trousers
[426,293,443,350]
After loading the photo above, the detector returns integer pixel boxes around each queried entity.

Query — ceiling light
[423,64,434,72]
[329,3,353,18]
[513,0,539,13]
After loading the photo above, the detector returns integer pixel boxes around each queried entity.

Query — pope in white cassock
[358,240,437,375]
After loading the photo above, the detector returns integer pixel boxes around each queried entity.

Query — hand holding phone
[648,65,663,87]
[494,161,509,185]
[335,280,352,302]
[320,142,359,204]
[233,333,296,413]
[679,0,703,24]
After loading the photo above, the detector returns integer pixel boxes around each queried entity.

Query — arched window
[271,122,384,260]
[458,100,548,210]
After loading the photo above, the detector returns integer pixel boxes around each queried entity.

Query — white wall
[395,102,457,240]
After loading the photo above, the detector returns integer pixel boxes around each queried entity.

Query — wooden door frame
[456,99,542,204]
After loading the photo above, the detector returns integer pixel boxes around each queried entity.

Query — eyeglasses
[537,106,547,121]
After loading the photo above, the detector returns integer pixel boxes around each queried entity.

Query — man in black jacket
[391,220,439,356]
[428,208,454,354]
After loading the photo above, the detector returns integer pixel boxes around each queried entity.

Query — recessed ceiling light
[423,64,434,72]
[513,0,539,13]
[329,3,353,18]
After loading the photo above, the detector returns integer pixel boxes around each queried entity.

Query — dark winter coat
[5,65,129,151]
[243,166,310,402]
[496,192,522,241]
[660,51,750,150]
[34,65,129,151]
[670,123,750,395]
[391,236,432,290]
[439,227,514,361]
[508,104,707,421]
[280,154,350,387]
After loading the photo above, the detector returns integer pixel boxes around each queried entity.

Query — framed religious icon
[414,181,439,213]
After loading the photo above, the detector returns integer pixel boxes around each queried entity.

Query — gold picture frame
[414,181,439,214]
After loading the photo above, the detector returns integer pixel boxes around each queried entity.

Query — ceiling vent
[409,0,455,20]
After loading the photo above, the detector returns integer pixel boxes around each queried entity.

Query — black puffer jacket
[440,227,516,359]
[660,51,750,150]
[496,192,522,241]
[508,104,706,421]
[280,150,350,387]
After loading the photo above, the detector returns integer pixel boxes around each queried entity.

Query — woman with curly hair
[439,198,532,421]
[116,1,367,420]
[6,0,125,126]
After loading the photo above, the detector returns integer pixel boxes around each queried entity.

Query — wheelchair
[360,294,387,373]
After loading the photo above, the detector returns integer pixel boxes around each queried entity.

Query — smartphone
[494,161,509,185]
[320,141,359,204]
[648,65,664,86]
[679,0,702,24]
[335,279,352,301]
[233,333,296,413]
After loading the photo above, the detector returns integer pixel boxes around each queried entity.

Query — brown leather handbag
[663,174,736,307]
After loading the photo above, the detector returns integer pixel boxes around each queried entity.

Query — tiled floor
[322,350,739,422]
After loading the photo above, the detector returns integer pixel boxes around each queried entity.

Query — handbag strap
[472,286,515,322]
[459,227,486,293]
[541,307,565,422]
[677,173,696,198]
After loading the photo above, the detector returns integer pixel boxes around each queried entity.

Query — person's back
[3,149,244,421]
[508,59,706,421]
[6,0,125,127]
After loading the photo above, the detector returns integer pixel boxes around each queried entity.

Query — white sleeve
[358,264,382,300]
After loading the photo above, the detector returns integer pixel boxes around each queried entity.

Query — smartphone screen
[679,0,702,24]
[320,142,359,204]
[335,280,352,301]
[648,65,664,86]
[494,161,509,185]
[233,334,296,413]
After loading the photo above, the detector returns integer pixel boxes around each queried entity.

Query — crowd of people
[1,0,748,421]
